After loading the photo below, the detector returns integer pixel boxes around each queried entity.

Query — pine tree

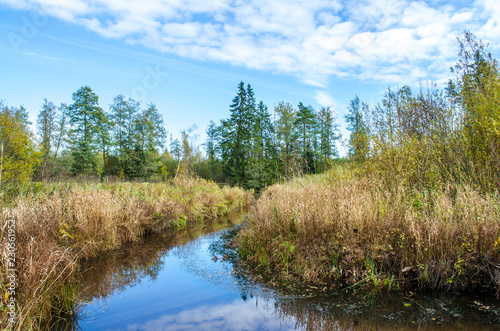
[205,120,222,181]
[247,100,277,189]
[68,86,105,174]
[224,82,253,186]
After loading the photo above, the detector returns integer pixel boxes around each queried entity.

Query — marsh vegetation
[0,179,251,330]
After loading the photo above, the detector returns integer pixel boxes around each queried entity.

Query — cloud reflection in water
[125,298,294,331]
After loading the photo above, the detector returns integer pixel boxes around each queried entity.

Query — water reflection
[72,226,500,331]
[78,228,203,302]
[125,299,291,331]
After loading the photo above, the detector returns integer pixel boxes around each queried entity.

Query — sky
[1,0,499,154]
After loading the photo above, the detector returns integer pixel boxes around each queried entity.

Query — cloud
[315,91,337,108]
[124,299,293,331]
[22,51,60,60]
[1,0,498,86]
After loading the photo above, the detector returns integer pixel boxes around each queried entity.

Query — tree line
[35,87,169,181]
[0,82,339,190]
[0,86,172,187]
[199,82,339,189]
[1,31,496,193]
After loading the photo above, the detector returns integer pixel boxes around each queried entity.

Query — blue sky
[1,0,499,153]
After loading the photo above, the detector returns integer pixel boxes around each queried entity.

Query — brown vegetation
[237,33,500,294]
[0,178,251,330]
[238,166,500,292]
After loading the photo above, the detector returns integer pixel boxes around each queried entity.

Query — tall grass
[0,177,251,330]
[238,166,500,292]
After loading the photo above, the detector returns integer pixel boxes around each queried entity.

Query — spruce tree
[225,82,252,186]
[317,106,339,171]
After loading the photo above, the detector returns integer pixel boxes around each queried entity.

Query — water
[72,227,500,330]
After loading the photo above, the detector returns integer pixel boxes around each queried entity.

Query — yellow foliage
[0,108,40,186]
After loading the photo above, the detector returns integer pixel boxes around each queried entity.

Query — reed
[238,166,500,292]
[0,177,251,330]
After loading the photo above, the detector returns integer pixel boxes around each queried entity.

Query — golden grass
[238,166,500,292]
[0,177,251,330]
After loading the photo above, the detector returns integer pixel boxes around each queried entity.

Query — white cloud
[1,0,498,86]
[476,0,500,43]
[125,299,294,331]
[315,90,337,108]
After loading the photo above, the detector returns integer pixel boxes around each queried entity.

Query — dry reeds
[0,178,251,330]
[238,168,500,292]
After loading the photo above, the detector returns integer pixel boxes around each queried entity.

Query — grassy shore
[0,177,252,330]
[237,166,500,293]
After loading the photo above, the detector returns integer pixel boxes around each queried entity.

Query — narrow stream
[70,226,500,330]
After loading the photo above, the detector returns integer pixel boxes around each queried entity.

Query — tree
[448,31,500,189]
[37,99,57,162]
[0,102,40,186]
[169,135,181,179]
[317,107,339,171]
[180,125,199,175]
[110,95,140,172]
[294,102,316,172]
[247,100,278,189]
[274,102,297,176]
[205,120,222,181]
[128,103,167,178]
[53,103,69,159]
[345,96,369,162]
[69,86,99,174]
[206,120,218,161]
[95,110,113,178]
[223,82,254,186]
[133,104,167,153]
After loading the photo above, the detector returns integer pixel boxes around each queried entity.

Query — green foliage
[449,32,500,190]
[204,85,339,189]
[345,95,369,163]
[37,99,57,161]
[0,102,41,186]
[294,102,316,172]
[274,101,297,176]
[341,32,500,193]
[317,106,339,172]
[68,86,105,175]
